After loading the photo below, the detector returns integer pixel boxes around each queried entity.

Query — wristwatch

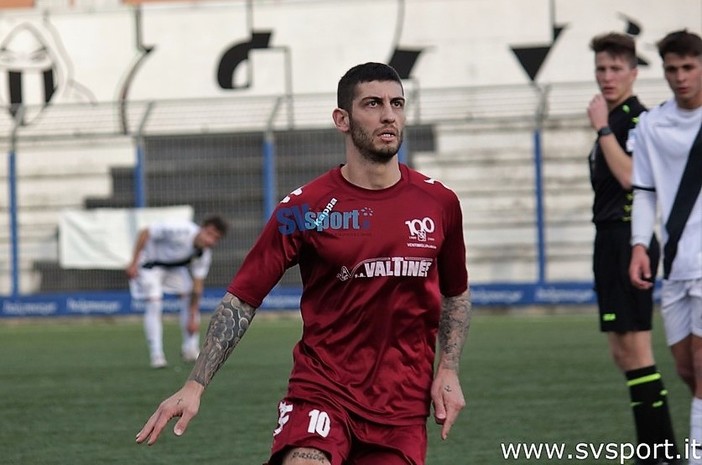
[597,126,613,138]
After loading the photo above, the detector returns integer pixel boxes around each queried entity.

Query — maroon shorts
[265,396,427,465]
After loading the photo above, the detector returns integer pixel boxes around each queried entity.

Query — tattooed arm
[136,292,256,445]
[190,292,257,387]
[431,289,471,440]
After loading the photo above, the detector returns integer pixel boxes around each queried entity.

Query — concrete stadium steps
[0,137,135,293]
[84,168,267,209]
[0,139,134,209]
[432,120,536,153]
[0,209,65,293]
[415,118,595,283]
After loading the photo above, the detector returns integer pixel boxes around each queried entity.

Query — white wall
[0,0,698,109]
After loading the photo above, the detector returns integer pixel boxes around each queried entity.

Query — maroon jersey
[228,164,468,425]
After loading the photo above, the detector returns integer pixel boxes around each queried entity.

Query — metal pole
[533,85,549,284]
[134,102,155,208]
[8,148,18,297]
[8,105,24,297]
[398,137,408,165]
[263,130,277,220]
[263,96,283,221]
[399,80,418,165]
[134,143,146,208]
[533,128,546,284]
[283,47,294,129]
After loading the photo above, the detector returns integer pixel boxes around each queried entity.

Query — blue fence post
[8,146,18,297]
[398,137,408,165]
[134,142,146,208]
[263,96,284,221]
[533,127,546,284]
[263,130,277,221]
[7,106,24,297]
[134,102,154,209]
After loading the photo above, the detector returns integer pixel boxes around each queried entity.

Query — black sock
[626,365,679,461]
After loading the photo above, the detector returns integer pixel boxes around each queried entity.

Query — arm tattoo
[289,450,329,463]
[438,289,471,371]
[188,292,257,387]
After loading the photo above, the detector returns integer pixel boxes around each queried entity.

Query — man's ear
[332,108,350,132]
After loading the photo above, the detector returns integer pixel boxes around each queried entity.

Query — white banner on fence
[58,206,193,269]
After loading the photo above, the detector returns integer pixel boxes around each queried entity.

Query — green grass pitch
[0,310,688,464]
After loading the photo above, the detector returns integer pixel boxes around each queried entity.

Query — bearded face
[348,113,404,163]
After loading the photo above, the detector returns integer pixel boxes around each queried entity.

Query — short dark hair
[201,215,228,236]
[657,29,702,59]
[590,32,637,68]
[336,62,403,112]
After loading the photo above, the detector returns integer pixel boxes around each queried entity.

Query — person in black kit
[587,32,679,465]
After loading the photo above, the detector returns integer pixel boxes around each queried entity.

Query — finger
[144,409,174,446]
[636,265,653,289]
[441,416,455,440]
[173,395,200,436]
[443,396,465,439]
[173,412,193,436]
[433,398,447,424]
[632,277,651,290]
[135,423,152,444]
[136,411,162,445]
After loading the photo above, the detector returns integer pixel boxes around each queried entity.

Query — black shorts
[593,224,659,333]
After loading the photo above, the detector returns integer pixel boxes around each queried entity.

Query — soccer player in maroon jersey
[136,62,472,465]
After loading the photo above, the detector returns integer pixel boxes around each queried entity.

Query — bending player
[126,215,227,368]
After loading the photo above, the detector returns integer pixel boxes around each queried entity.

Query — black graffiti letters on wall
[388,48,422,79]
[217,31,272,90]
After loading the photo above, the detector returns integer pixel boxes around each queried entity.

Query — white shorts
[129,266,193,300]
[660,278,702,346]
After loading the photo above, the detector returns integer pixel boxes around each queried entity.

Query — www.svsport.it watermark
[500,439,700,464]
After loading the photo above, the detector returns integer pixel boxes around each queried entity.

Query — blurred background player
[587,32,678,464]
[126,215,227,368]
[136,62,471,465]
[630,30,702,465]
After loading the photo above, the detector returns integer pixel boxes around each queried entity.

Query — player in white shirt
[126,215,228,368]
[630,30,702,465]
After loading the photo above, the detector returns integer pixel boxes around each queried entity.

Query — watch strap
[597,126,613,137]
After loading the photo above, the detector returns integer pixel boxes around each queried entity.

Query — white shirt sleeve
[631,189,656,247]
[629,112,655,190]
[630,110,657,247]
[190,248,212,279]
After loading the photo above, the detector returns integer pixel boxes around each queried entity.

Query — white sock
[143,299,164,359]
[179,296,200,354]
[690,397,702,464]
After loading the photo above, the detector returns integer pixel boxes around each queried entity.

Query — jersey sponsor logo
[404,216,435,242]
[336,257,434,281]
[276,202,373,234]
